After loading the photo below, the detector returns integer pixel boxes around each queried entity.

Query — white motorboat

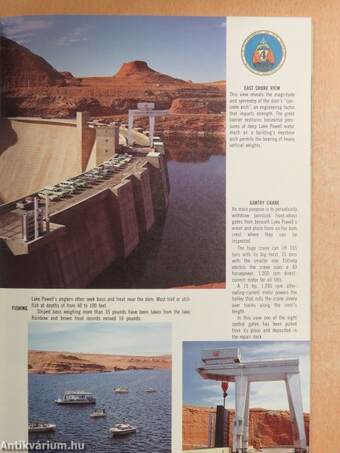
[90,408,107,418]
[55,391,96,404]
[145,387,157,393]
[110,423,137,436]
[29,422,56,433]
[113,387,129,394]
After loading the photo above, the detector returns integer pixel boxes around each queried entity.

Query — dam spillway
[0,113,170,288]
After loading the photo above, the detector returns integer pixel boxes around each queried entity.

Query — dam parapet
[0,111,169,288]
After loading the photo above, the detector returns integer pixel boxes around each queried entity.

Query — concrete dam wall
[0,112,121,204]
[0,111,169,288]
[0,116,97,203]
[0,154,169,288]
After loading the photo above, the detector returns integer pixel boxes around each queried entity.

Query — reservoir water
[90,143,225,288]
[29,369,171,453]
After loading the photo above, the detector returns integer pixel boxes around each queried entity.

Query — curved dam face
[0,115,97,204]
[0,113,169,288]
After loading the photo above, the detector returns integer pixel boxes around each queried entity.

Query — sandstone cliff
[183,405,309,450]
[1,38,225,141]
[169,97,225,114]
[28,350,171,374]
[0,36,65,88]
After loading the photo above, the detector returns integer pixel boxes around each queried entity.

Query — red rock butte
[112,60,186,85]
[0,37,225,140]
[114,60,157,77]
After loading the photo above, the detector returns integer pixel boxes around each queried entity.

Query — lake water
[90,151,226,288]
[29,369,171,453]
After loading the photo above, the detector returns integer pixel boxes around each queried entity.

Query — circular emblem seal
[241,31,286,75]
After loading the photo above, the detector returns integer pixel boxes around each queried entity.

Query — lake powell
[29,369,171,452]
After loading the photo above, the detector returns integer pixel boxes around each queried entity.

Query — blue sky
[28,322,171,356]
[0,15,226,81]
[183,341,310,412]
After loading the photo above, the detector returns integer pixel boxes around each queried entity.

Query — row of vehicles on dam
[15,153,134,208]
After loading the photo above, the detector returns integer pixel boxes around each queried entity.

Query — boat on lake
[145,387,156,393]
[55,391,96,404]
[113,387,129,394]
[29,422,56,433]
[90,408,107,418]
[110,423,137,436]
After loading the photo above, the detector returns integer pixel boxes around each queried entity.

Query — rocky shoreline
[28,350,171,374]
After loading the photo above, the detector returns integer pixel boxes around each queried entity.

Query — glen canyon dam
[0,110,170,288]
[0,35,226,289]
